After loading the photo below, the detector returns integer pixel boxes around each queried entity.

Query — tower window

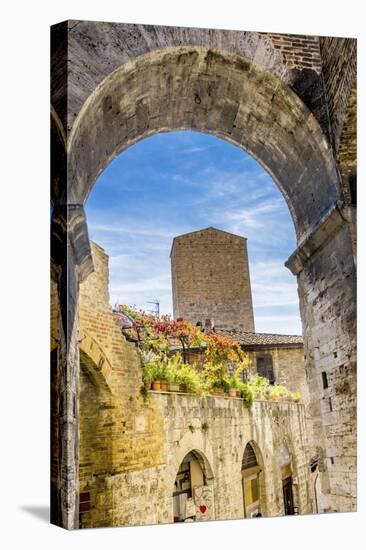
[321,371,328,389]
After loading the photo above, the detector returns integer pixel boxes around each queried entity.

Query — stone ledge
[148,391,304,408]
[285,201,349,275]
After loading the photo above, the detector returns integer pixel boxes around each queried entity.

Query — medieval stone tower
[170,227,255,332]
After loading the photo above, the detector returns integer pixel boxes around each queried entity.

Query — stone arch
[241,439,267,517]
[50,26,357,527]
[59,22,288,134]
[168,430,215,488]
[79,330,114,394]
[78,344,115,528]
[278,437,298,515]
[171,444,215,523]
[67,45,340,241]
[279,436,297,474]
[167,430,216,522]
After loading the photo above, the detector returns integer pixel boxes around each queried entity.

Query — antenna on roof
[146,299,160,317]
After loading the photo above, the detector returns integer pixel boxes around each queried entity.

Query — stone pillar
[51,204,94,529]
[286,202,356,512]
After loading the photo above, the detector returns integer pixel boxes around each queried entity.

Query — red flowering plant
[200,332,249,391]
[115,305,248,395]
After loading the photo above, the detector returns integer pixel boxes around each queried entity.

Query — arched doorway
[241,442,263,518]
[280,443,295,516]
[78,348,114,528]
[173,450,213,523]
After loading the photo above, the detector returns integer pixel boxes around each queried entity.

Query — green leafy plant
[211,376,230,393]
[248,374,271,400]
[142,359,168,383]
[236,381,254,408]
[227,374,242,389]
[269,384,291,401]
[174,363,203,394]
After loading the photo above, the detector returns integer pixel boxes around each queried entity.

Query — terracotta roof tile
[216,329,303,347]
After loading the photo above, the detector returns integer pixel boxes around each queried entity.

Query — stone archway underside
[68,46,339,242]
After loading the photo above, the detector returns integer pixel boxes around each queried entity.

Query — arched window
[173,451,208,523]
[280,443,295,515]
[242,443,262,518]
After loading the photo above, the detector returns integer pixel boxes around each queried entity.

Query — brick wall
[320,37,357,153]
[78,242,166,528]
[263,33,322,73]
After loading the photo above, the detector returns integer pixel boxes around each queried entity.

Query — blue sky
[86,131,302,334]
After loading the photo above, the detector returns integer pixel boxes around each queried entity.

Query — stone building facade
[219,331,309,406]
[171,227,255,331]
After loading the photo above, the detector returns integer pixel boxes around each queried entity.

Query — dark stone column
[51,204,94,529]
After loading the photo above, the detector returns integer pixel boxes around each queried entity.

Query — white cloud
[220,199,284,231]
[89,222,176,239]
[180,146,209,154]
[254,315,302,335]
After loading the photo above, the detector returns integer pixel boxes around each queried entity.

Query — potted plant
[165,355,183,392]
[228,374,242,397]
[249,374,271,400]
[152,379,161,391]
[210,376,229,396]
[174,364,202,394]
[268,384,290,401]
[157,361,169,391]
[238,382,254,408]
[144,359,167,391]
[142,361,154,390]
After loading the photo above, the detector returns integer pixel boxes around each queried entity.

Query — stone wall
[80,391,313,527]
[171,227,255,331]
[296,224,356,512]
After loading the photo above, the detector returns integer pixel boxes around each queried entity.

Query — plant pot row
[146,382,240,396]
[210,388,240,397]
[146,380,183,392]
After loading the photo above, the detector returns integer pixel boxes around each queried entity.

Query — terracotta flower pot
[160,381,168,392]
[229,388,238,397]
[169,383,180,392]
[152,380,161,391]
[211,388,224,396]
